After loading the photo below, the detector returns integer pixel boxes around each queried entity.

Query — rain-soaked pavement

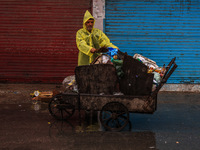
[0,92,200,150]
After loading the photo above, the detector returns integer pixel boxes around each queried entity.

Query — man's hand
[90,48,96,53]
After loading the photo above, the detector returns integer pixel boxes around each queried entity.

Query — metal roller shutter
[105,0,200,84]
[0,0,92,83]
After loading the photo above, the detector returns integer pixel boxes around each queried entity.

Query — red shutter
[0,0,92,83]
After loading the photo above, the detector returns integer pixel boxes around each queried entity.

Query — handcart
[48,54,178,131]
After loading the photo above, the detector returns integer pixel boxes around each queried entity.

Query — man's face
[85,19,94,32]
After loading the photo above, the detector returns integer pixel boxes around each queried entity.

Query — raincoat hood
[83,10,95,30]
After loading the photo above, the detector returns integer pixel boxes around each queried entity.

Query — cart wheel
[100,102,129,131]
[48,94,75,120]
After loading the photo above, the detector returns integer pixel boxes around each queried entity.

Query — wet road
[0,92,200,150]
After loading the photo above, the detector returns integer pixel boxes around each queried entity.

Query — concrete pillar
[93,0,105,31]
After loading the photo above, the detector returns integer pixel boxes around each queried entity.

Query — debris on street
[30,90,60,102]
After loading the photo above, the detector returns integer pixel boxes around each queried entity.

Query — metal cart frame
[48,55,177,131]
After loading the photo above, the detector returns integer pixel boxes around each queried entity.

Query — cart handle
[162,57,176,80]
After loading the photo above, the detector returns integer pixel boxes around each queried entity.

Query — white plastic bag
[133,53,158,69]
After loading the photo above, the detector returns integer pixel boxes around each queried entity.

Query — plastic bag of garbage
[152,72,161,85]
[91,54,112,64]
[111,59,124,78]
[133,53,158,69]
[105,47,118,58]
[62,75,78,93]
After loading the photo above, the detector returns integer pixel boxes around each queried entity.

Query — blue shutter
[105,0,200,83]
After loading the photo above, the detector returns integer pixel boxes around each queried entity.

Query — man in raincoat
[76,10,118,66]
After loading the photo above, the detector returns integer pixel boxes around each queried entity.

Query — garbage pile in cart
[30,47,167,101]
[63,47,166,94]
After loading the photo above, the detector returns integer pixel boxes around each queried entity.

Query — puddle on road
[31,101,48,112]
[48,118,157,150]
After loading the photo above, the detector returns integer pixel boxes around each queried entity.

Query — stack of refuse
[93,48,166,87]
[62,48,166,94]
[133,53,166,87]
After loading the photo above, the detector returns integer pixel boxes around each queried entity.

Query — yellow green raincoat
[76,10,118,66]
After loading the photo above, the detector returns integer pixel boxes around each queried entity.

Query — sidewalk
[0,84,62,104]
[0,83,199,104]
